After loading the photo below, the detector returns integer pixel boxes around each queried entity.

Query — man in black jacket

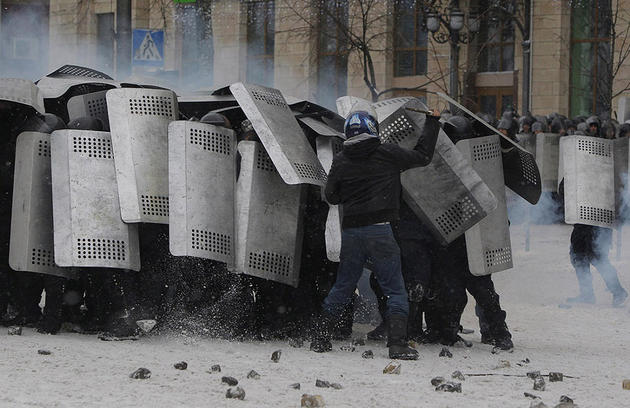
[310,108,440,360]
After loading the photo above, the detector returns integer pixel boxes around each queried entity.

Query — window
[477,10,514,72]
[570,0,612,116]
[393,0,428,77]
[476,87,514,119]
[317,0,349,110]
[246,0,275,87]
[179,5,214,87]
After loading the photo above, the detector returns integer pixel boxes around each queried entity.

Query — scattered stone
[530,401,548,408]
[226,386,245,400]
[129,368,151,379]
[435,382,462,393]
[222,376,239,386]
[271,350,282,363]
[330,383,343,390]
[533,376,546,391]
[315,379,330,388]
[527,370,541,379]
[439,347,452,358]
[548,372,563,382]
[290,383,301,390]
[431,376,446,386]
[301,394,325,407]
[174,361,187,370]
[623,379,630,390]
[451,371,465,381]
[352,338,366,346]
[383,362,401,375]
[491,346,513,354]
[524,392,540,399]
[340,345,355,352]
[289,338,304,348]
[361,350,374,359]
[210,364,221,373]
[135,319,157,333]
[7,326,22,336]
[494,360,511,369]
[37,349,51,356]
[247,370,260,380]
[517,358,531,366]
[559,396,574,404]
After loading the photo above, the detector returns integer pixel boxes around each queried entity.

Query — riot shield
[0,78,45,114]
[168,121,236,265]
[535,133,560,192]
[230,83,326,186]
[560,135,615,228]
[335,95,372,119]
[67,90,110,130]
[372,97,415,123]
[377,99,496,244]
[298,116,344,138]
[106,88,178,224]
[517,133,536,157]
[9,132,75,278]
[436,92,541,205]
[50,130,140,270]
[235,141,305,287]
[457,135,512,276]
[316,136,344,262]
[613,137,629,223]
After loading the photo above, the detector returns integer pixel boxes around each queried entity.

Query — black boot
[368,273,388,341]
[310,312,335,353]
[490,322,513,351]
[387,314,419,360]
[407,302,424,341]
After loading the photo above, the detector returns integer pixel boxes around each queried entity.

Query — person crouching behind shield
[309,106,439,360]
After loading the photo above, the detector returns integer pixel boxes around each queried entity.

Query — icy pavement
[2,224,630,407]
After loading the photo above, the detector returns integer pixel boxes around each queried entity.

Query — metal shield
[613,137,628,222]
[50,130,140,270]
[168,121,236,264]
[561,135,616,228]
[335,95,372,119]
[517,133,536,157]
[457,135,512,276]
[372,97,416,123]
[235,141,305,287]
[316,136,345,262]
[535,133,561,192]
[229,83,326,186]
[9,132,75,278]
[379,99,429,146]
[67,90,111,130]
[0,79,45,114]
[298,116,344,138]
[399,130,497,245]
[106,88,178,224]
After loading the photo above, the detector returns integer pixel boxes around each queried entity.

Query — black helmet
[550,117,565,134]
[200,112,231,128]
[21,113,67,134]
[586,115,600,128]
[67,117,104,131]
[443,115,471,143]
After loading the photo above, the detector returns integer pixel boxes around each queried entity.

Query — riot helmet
[550,117,565,135]
[618,123,630,138]
[344,110,379,138]
[442,115,471,143]
[586,115,601,136]
[576,122,589,135]
[67,116,104,131]
[531,121,544,134]
[519,113,534,133]
[200,111,231,128]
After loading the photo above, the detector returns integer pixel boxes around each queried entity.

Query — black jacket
[325,116,440,229]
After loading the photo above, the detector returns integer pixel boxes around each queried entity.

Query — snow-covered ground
[2,224,629,408]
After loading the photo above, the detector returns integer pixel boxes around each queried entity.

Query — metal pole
[522,39,531,113]
[617,225,622,261]
[116,0,132,79]
[449,36,460,110]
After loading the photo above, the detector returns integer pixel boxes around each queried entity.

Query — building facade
[1,0,629,119]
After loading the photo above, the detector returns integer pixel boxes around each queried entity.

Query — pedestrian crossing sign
[132,29,164,67]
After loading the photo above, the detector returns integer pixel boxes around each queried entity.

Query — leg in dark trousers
[38,275,66,334]
[0,269,8,323]
[591,227,627,305]
[466,273,510,346]
[10,271,43,325]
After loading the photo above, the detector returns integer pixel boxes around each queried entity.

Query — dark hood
[343,133,381,159]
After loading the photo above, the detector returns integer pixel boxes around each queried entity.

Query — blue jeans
[323,224,409,318]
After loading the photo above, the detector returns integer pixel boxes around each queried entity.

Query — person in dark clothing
[567,224,628,306]
[428,115,514,350]
[310,107,439,360]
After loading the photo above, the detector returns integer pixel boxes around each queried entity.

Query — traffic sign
[132,29,164,67]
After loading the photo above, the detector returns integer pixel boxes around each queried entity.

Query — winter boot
[387,314,419,360]
[567,267,595,304]
[310,312,335,353]
[490,322,513,351]
[367,319,387,340]
[407,302,424,341]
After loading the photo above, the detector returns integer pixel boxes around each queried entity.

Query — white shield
[67,90,111,130]
[535,133,561,192]
[168,121,236,265]
[9,132,75,278]
[457,135,512,276]
[106,88,178,224]
[0,78,45,114]
[316,136,345,262]
[50,130,140,270]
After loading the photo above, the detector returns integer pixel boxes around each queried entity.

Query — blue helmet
[344,111,379,138]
